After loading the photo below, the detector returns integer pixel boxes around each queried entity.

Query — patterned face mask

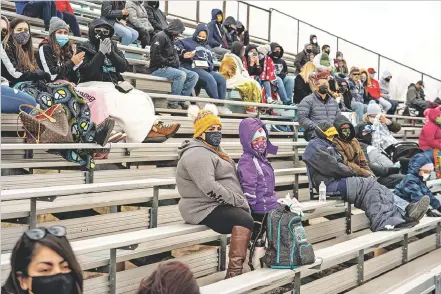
[13,31,30,45]
[341,128,351,139]
[251,140,267,154]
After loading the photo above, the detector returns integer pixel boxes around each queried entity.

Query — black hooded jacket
[145,1,168,32]
[334,114,356,141]
[222,16,238,49]
[270,42,287,80]
[244,44,261,76]
[230,41,244,58]
[310,34,320,55]
[149,19,185,71]
[336,78,353,110]
[101,1,126,26]
[77,18,128,83]
[236,21,249,46]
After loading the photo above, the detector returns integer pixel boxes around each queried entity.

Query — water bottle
[319,181,326,203]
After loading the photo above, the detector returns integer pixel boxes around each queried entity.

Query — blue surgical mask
[55,34,69,47]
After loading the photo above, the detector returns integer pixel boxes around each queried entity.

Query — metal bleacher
[1,1,440,294]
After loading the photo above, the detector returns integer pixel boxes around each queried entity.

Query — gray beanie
[49,17,69,35]
[366,100,382,116]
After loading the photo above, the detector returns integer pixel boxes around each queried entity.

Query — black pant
[200,205,254,234]
[134,27,150,48]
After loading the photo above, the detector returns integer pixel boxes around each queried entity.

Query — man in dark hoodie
[236,21,249,46]
[145,1,168,34]
[270,42,294,104]
[207,8,229,60]
[150,19,198,109]
[294,43,313,74]
[223,16,239,49]
[310,34,320,56]
[303,122,430,232]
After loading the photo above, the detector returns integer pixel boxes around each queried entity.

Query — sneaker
[179,101,191,110]
[406,195,430,222]
[143,131,168,143]
[168,103,182,110]
[94,118,115,147]
[152,121,181,138]
[218,106,233,115]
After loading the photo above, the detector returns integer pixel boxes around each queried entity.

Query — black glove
[31,70,51,82]
[426,209,441,217]
[387,167,400,175]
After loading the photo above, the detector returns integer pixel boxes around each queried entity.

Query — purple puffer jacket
[237,118,279,214]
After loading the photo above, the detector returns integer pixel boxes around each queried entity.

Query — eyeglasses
[94,28,110,36]
[25,226,67,241]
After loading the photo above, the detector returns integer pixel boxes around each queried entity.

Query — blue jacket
[207,8,225,49]
[175,23,214,72]
[394,153,441,209]
[237,118,279,214]
[15,1,30,15]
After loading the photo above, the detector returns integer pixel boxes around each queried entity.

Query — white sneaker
[218,106,233,115]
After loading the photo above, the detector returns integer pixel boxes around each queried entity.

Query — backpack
[385,142,423,173]
[264,205,315,268]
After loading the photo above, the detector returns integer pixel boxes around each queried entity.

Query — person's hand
[34,70,51,82]
[71,51,85,65]
[379,115,389,125]
[119,19,127,26]
[183,51,195,59]
[99,38,112,54]
[122,8,129,15]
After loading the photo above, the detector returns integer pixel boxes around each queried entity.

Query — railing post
[377,55,381,80]
[30,199,37,229]
[246,4,250,33]
[421,73,424,81]
[268,10,272,42]
[196,1,200,23]
[109,248,117,294]
[164,1,169,15]
[336,37,339,52]
[296,20,300,53]
[149,186,159,228]
[223,1,227,18]
[402,233,408,264]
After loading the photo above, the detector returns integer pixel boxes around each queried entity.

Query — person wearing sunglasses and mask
[347,67,367,123]
[294,43,313,75]
[355,123,404,189]
[298,71,341,141]
[222,16,239,49]
[2,226,84,294]
[304,122,430,232]
[175,23,229,114]
[395,153,441,217]
[176,104,252,278]
[236,21,249,46]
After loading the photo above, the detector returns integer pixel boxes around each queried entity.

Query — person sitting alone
[406,80,438,116]
[303,122,430,232]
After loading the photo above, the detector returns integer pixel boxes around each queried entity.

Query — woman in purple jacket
[238,118,279,241]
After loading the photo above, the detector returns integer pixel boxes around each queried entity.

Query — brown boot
[225,226,252,279]
[152,121,181,138]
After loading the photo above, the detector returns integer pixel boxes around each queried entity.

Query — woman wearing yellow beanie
[176,104,253,279]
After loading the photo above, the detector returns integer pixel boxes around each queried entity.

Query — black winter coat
[145,1,168,32]
[101,1,126,26]
[294,50,309,74]
[293,75,312,104]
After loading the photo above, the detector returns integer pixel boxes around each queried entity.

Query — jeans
[133,27,150,48]
[23,1,59,25]
[283,76,295,104]
[386,98,398,114]
[1,86,37,113]
[378,97,392,113]
[152,67,198,103]
[212,46,229,61]
[351,101,367,124]
[188,67,226,99]
[114,23,139,45]
[393,194,409,217]
[59,11,81,37]
[274,76,291,105]
[262,80,272,100]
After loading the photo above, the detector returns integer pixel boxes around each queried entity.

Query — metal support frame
[357,249,364,285]
[222,1,227,19]
[294,146,299,167]
[219,234,227,271]
[436,222,441,249]
[296,20,300,53]
[246,5,250,33]
[377,56,381,80]
[108,244,138,294]
[292,271,301,294]
[268,10,272,41]
[293,174,299,200]
[24,149,33,159]
[195,1,200,23]
[402,233,408,264]
[336,37,339,52]
[435,274,441,294]
[149,186,159,228]
[85,169,94,184]
[346,202,352,235]
[29,196,57,229]
[164,1,168,15]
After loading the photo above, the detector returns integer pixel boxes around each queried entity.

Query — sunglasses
[94,28,110,36]
[25,225,67,241]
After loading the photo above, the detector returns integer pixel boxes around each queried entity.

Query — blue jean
[351,101,367,124]
[59,11,81,37]
[188,67,226,99]
[386,99,398,114]
[274,76,293,105]
[393,194,409,217]
[114,23,139,46]
[1,86,37,113]
[23,1,59,25]
[152,67,198,103]
[282,76,295,105]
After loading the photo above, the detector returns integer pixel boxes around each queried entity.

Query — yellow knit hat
[188,104,222,138]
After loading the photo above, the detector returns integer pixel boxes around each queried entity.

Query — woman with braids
[2,18,113,169]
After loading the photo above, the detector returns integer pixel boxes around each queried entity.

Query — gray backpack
[264,205,315,268]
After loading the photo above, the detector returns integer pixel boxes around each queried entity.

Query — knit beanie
[252,128,267,141]
[188,104,222,138]
[366,100,382,116]
[49,17,69,36]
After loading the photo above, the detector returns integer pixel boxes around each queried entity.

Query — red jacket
[55,1,74,14]
[367,78,381,99]
[419,107,441,150]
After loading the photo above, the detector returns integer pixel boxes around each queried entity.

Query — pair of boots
[225,226,252,279]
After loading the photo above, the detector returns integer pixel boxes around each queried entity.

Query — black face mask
[385,78,391,82]
[339,86,348,93]
[205,131,222,147]
[237,27,244,34]
[325,49,330,54]
[225,25,234,32]
[31,273,74,294]
[306,48,312,53]
[272,51,281,58]
[318,85,328,94]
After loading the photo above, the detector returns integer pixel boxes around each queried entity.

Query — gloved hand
[426,209,441,217]
[32,69,51,82]
[387,167,400,175]
[99,38,112,54]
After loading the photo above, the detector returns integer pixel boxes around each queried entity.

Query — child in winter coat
[394,153,441,217]
[238,118,279,235]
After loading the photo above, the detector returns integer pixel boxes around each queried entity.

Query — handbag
[115,81,134,93]
[193,60,209,69]
[18,104,74,144]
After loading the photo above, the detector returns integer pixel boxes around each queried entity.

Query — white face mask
[337,56,343,61]
[422,173,431,181]
[312,38,317,43]
[370,73,376,79]
[369,117,375,124]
